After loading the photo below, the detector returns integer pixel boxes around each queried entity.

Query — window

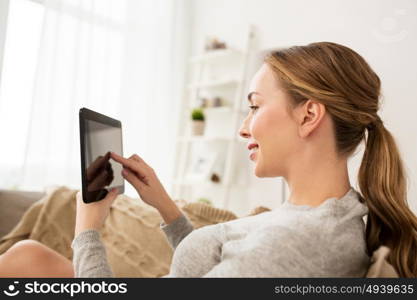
[0,0,180,195]
[0,0,44,189]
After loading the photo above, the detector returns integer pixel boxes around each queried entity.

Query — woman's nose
[239,123,251,139]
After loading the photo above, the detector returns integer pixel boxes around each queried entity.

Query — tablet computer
[79,107,124,203]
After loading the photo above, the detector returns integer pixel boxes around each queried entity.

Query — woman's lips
[247,143,259,150]
[249,144,259,161]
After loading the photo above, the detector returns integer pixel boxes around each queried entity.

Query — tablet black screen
[80,108,124,203]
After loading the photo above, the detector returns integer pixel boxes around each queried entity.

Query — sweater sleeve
[71,229,113,278]
[160,214,194,250]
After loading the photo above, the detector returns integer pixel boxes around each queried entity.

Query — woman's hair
[264,42,417,277]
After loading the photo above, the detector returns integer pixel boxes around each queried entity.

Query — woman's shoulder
[254,203,367,251]
[180,222,224,245]
[249,215,369,275]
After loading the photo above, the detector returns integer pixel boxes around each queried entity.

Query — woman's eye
[249,105,259,112]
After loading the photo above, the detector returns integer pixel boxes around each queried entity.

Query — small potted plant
[191,108,205,136]
[197,197,212,206]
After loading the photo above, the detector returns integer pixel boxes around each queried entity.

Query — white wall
[0,0,9,85]
[188,0,417,213]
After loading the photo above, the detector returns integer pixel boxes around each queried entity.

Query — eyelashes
[249,105,259,112]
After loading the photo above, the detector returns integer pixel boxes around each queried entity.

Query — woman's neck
[285,153,351,207]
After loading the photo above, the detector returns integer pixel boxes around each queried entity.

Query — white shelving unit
[171,26,256,210]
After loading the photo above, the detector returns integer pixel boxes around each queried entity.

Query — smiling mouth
[249,147,258,160]
[247,143,259,151]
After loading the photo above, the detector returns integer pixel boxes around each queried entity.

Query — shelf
[189,48,246,64]
[173,26,255,208]
[188,78,241,90]
[203,106,232,113]
[186,106,248,115]
[172,179,248,188]
[172,179,225,186]
[177,135,246,143]
[171,179,249,188]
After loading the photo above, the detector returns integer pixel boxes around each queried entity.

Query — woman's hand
[110,152,182,224]
[75,188,119,237]
[86,152,114,192]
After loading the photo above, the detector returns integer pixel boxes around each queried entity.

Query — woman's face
[239,63,300,178]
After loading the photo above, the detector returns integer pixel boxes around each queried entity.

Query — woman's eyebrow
[247,91,261,103]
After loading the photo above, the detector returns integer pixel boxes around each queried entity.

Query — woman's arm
[156,195,183,225]
[160,214,194,250]
[72,190,118,277]
[71,229,113,277]
[110,152,195,248]
[72,152,193,277]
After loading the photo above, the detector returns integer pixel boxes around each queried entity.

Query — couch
[0,188,399,277]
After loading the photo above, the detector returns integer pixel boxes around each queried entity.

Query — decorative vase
[191,120,205,136]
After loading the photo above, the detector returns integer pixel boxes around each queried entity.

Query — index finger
[110,152,144,176]
[110,152,129,165]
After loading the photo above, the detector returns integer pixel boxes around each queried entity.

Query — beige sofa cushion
[365,245,399,277]
[0,189,44,239]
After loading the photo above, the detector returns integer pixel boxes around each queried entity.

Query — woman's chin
[254,162,265,178]
[254,160,280,178]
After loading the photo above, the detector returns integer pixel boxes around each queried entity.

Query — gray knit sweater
[71,187,370,277]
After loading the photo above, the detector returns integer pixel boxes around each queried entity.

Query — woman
[1,42,416,277]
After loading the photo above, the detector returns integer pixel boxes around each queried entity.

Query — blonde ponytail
[359,118,417,277]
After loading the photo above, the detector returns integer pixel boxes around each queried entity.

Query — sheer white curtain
[5,0,187,196]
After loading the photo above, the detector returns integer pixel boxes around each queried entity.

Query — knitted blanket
[0,186,258,277]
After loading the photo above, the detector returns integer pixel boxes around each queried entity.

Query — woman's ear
[296,99,326,138]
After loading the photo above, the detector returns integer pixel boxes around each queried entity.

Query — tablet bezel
[79,107,124,203]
